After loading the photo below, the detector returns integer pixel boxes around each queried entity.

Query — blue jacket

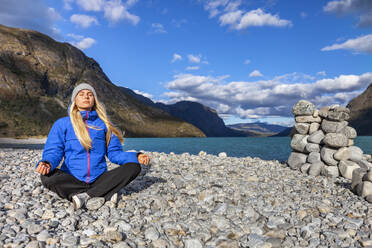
[38,110,139,183]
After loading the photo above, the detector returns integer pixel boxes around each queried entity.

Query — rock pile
[287,100,372,180]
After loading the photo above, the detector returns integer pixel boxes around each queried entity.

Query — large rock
[295,116,322,123]
[359,181,372,198]
[290,134,308,153]
[300,163,311,174]
[348,146,363,162]
[309,122,320,134]
[308,162,324,176]
[352,168,367,191]
[307,152,321,164]
[307,130,325,144]
[320,146,338,166]
[357,160,371,170]
[334,147,350,161]
[305,143,320,153]
[340,126,357,139]
[321,120,348,133]
[362,171,372,182]
[287,152,307,170]
[292,100,316,116]
[339,160,360,180]
[318,106,329,118]
[294,123,310,135]
[327,107,350,121]
[323,133,348,148]
[321,166,339,177]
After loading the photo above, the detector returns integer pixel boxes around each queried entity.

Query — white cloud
[151,23,167,34]
[125,0,138,8]
[104,0,140,24]
[76,0,105,11]
[68,34,97,49]
[163,72,372,120]
[321,34,372,53]
[235,8,292,30]
[188,54,202,63]
[249,70,263,77]
[317,71,327,76]
[70,14,99,28]
[244,59,251,64]
[186,66,200,71]
[324,0,372,27]
[219,10,243,26]
[0,0,62,39]
[134,89,153,100]
[171,53,182,63]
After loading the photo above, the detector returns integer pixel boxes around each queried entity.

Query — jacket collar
[80,110,98,121]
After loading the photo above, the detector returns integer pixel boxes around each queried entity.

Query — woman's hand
[36,161,51,175]
[138,154,150,165]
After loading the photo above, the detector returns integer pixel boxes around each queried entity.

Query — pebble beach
[1,148,372,248]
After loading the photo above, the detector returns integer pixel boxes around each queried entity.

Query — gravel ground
[0,148,371,248]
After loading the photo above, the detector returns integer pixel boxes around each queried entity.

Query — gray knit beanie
[71,83,97,102]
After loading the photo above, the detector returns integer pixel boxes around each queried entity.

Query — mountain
[120,87,252,137]
[347,83,372,135]
[227,122,288,136]
[0,24,205,138]
[271,127,293,137]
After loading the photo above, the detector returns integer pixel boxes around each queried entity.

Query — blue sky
[1,0,371,126]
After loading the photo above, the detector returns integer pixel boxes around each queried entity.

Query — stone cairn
[287,100,372,202]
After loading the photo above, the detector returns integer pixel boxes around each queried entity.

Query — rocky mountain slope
[0,24,205,138]
[347,83,372,135]
[120,87,251,137]
[227,122,288,136]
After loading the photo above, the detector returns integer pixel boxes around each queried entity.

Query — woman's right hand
[36,161,51,175]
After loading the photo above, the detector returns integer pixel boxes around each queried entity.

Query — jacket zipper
[85,111,90,184]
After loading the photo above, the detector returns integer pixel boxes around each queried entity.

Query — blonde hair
[69,97,124,151]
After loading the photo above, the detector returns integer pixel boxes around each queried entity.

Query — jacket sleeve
[107,134,139,165]
[37,119,66,171]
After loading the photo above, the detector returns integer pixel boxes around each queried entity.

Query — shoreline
[1,148,371,247]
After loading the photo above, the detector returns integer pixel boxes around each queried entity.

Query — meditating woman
[35,83,150,210]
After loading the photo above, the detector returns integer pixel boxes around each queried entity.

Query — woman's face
[75,89,95,111]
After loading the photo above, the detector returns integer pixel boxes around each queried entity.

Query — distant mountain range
[227,122,289,136]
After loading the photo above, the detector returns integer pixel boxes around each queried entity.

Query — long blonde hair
[69,97,124,150]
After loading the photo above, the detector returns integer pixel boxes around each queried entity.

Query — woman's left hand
[138,154,150,165]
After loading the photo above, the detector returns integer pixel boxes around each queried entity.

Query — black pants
[40,163,141,201]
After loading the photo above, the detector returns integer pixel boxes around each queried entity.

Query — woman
[36,83,150,210]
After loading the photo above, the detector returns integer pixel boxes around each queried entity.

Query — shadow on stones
[119,164,167,195]
[334,181,352,191]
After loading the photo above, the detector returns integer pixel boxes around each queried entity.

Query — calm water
[124,136,372,162]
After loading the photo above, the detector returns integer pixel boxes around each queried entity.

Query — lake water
[1,136,371,162]
[124,136,372,162]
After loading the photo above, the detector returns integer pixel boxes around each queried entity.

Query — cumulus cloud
[163,72,372,120]
[68,33,96,49]
[0,0,62,38]
[134,89,153,100]
[249,70,263,77]
[70,14,99,28]
[324,0,372,27]
[321,34,372,53]
[188,54,202,63]
[202,0,292,30]
[76,0,105,11]
[151,23,167,34]
[104,0,139,24]
[72,0,139,25]
[171,53,182,63]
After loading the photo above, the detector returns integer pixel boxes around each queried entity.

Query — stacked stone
[287,100,372,179]
[352,169,372,203]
